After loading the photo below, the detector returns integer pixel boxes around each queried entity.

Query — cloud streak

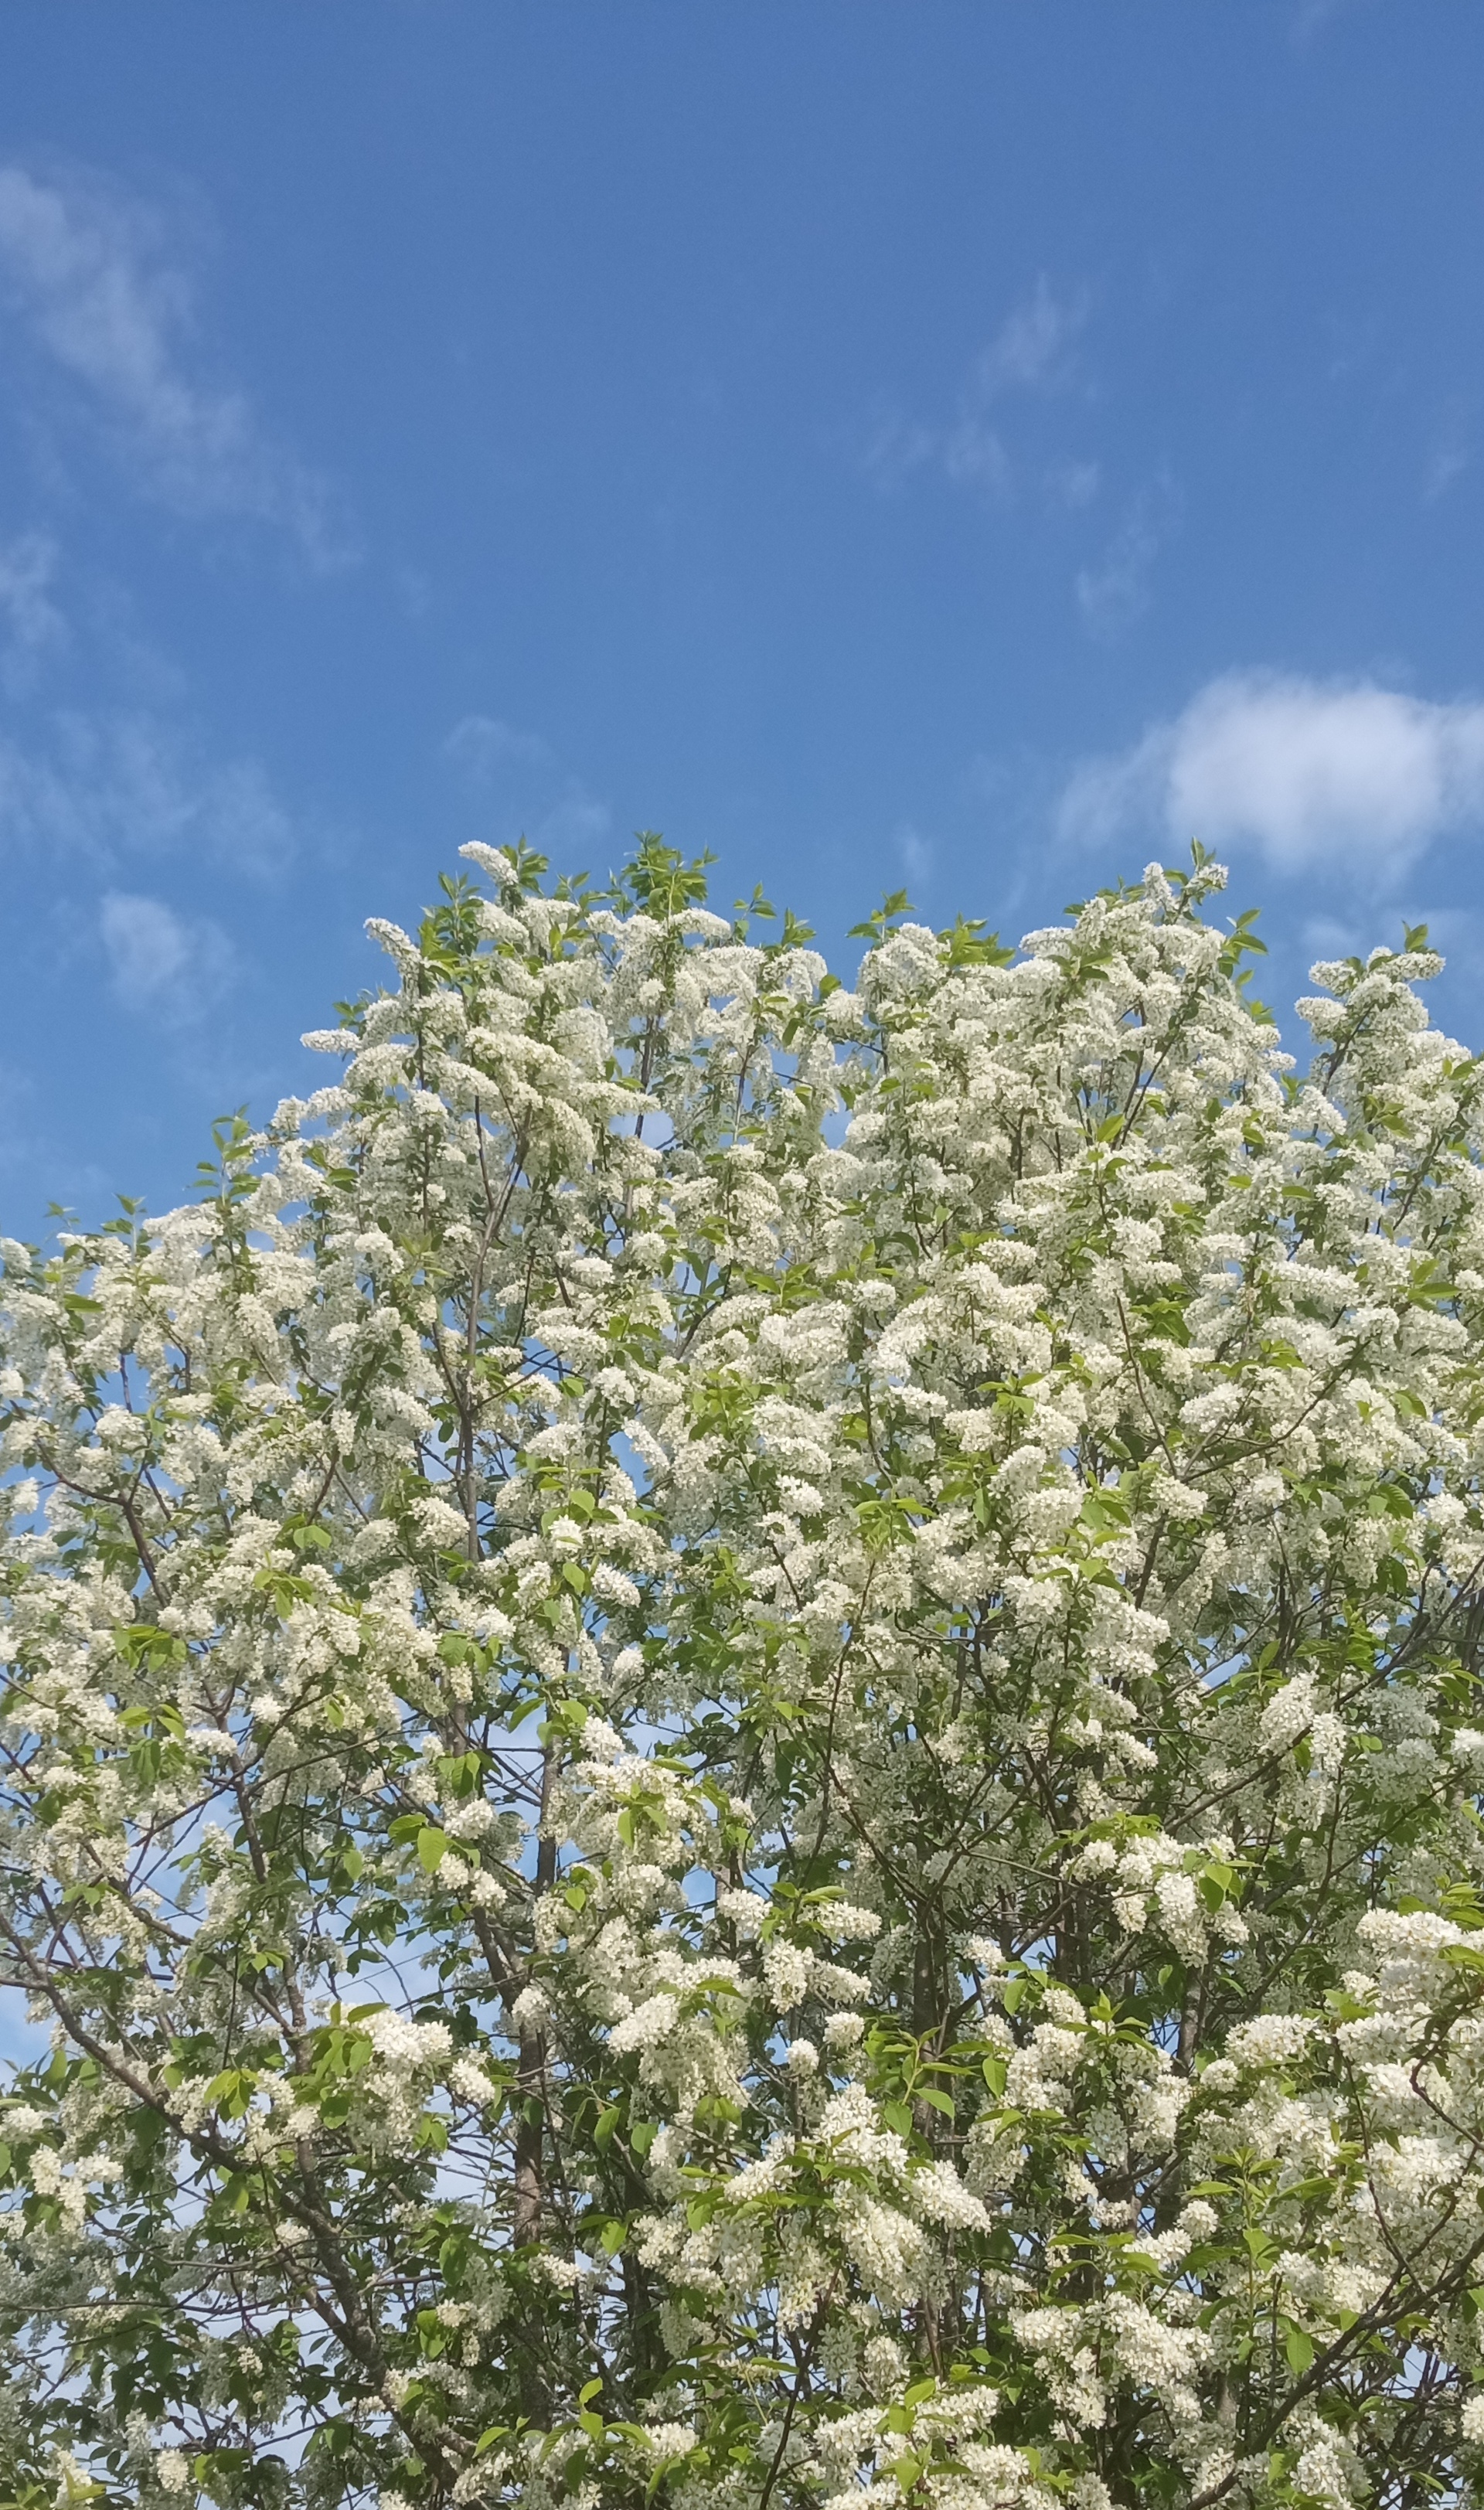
[863,275,1090,498]
[0,533,64,692]
[974,275,1087,399]
[441,711,611,859]
[0,708,295,879]
[1059,672,1484,877]
[1075,482,1178,640]
[0,165,345,559]
[99,891,233,1024]
[443,714,553,778]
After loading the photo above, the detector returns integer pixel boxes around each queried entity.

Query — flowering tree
[5,836,1484,2510]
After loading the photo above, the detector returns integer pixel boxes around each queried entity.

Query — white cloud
[1292,0,1374,43]
[897,824,933,887]
[0,165,343,557]
[0,708,294,877]
[536,788,611,855]
[443,714,553,779]
[1059,671,1484,877]
[441,712,609,859]
[938,415,1010,496]
[1424,402,1472,503]
[974,275,1087,399]
[1045,458,1101,511]
[863,275,1089,497]
[1075,482,1178,639]
[99,891,233,1023]
[0,531,63,690]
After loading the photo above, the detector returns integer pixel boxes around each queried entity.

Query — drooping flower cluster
[5,836,1484,2510]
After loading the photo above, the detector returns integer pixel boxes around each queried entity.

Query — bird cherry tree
[5,835,1484,2510]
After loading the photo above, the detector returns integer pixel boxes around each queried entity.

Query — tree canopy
[5,838,1484,2510]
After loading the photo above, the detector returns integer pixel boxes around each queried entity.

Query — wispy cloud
[863,275,1090,498]
[0,708,294,878]
[1075,481,1179,639]
[1424,400,1472,503]
[441,711,610,860]
[1058,671,1484,879]
[443,714,553,778]
[99,890,233,1023]
[975,275,1087,398]
[897,824,933,889]
[0,165,345,560]
[1292,0,1375,45]
[539,791,611,854]
[0,532,63,692]
[1045,458,1101,513]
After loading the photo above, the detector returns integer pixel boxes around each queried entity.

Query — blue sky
[3,1,1484,1231]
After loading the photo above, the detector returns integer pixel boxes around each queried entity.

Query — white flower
[1154,1868,1204,1957]
[509,1985,550,2038]
[363,2009,453,2072]
[912,2160,989,2231]
[450,2058,499,2106]
[1293,2438,1353,2506]
[638,2422,698,2461]
[1151,1470,1208,1520]
[609,1993,679,2054]
[1258,1674,1316,1754]
[762,1941,812,2012]
[818,1900,882,1943]
[1225,2014,1312,2069]
[716,1887,768,1937]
